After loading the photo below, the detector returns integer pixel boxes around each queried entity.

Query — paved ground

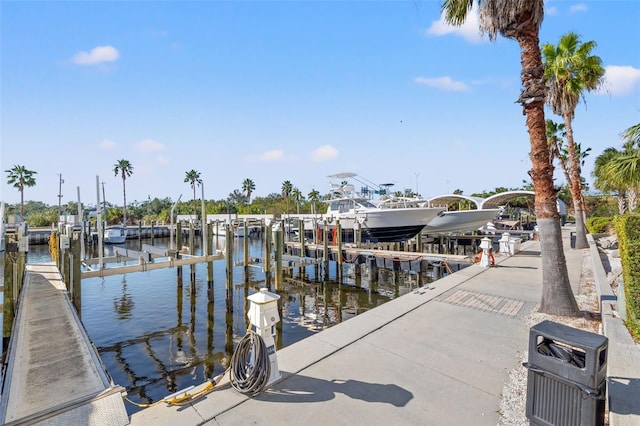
[131,230,613,426]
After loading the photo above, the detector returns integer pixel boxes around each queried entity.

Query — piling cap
[247,287,280,304]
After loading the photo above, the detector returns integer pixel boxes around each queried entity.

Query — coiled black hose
[230,330,271,396]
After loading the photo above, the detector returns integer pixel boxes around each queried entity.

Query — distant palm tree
[184,170,202,219]
[5,164,37,218]
[113,159,134,225]
[281,180,293,214]
[308,189,321,215]
[291,187,303,214]
[543,32,605,249]
[242,178,256,204]
[443,0,579,316]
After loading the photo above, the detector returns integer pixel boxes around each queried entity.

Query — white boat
[422,208,503,235]
[323,173,444,242]
[104,225,127,244]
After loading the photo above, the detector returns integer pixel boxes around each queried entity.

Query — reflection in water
[23,237,464,416]
[113,276,134,320]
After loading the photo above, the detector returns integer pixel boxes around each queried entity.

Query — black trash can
[524,320,608,426]
[570,231,576,249]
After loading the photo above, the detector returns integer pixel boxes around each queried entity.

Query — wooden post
[243,220,248,270]
[72,232,82,316]
[176,222,183,282]
[207,223,214,287]
[264,221,272,289]
[138,222,142,251]
[275,223,283,291]
[225,226,234,289]
[336,220,343,282]
[189,223,196,282]
[3,241,17,353]
[151,221,155,245]
[323,219,329,281]
[63,238,71,291]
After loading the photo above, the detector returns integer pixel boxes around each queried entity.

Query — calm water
[3,235,451,416]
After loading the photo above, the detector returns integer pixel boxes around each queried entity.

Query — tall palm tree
[542,32,605,249]
[291,187,303,215]
[113,159,134,225]
[5,165,37,218]
[242,178,256,204]
[281,180,293,214]
[184,170,202,220]
[308,189,321,215]
[442,0,579,316]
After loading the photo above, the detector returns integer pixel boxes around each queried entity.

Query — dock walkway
[0,262,129,425]
[130,228,640,425]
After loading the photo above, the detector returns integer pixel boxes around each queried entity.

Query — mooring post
[323,219,329,280]
[3,238,17,354]
[189,223,196,282]
[151,221,155,245]
[225,226,234,288]
[138,222,142,251]
[207,223,214,287]
[336,220,343,282]
[264,221,272,289]
[275,222,283,291]
[176,222,183,282]
[72,232,82,316]
[243,220,249,270]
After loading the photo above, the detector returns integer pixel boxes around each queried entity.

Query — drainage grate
[441,289,524,317]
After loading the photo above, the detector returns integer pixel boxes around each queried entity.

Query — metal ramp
[0,263,129,425]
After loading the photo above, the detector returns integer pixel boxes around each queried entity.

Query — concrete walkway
[130,228,639,426]
[0,263,129,425]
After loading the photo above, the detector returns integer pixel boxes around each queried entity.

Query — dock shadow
[257,374,413,407]
[494,265,538,270]
[608,376,640,416]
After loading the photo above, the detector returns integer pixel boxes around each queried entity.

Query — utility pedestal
[247,288,282,386]
[479,237,493,267]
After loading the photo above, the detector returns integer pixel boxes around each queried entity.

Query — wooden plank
[81,254,223,278]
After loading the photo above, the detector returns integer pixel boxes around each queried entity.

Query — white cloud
[545,6,559,16]
[425,5,484,43]
[570,3,589,13]
[415,76,470,92]
[72,45,119,65]
[599,65,640,96]
[311,145,338,162]
[156,155,170,165]
[136,139,165,153]
[259,150,285,162]
[99,139,116,150]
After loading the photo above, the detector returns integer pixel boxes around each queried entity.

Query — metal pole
[58,173,64,224]
[96,176,103,270]
[201,183,207,256]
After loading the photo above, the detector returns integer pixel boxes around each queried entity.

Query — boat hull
[423,209,502,235]
[326,207,444,242]
[104,226,126,244]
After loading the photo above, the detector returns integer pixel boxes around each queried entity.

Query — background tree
[113,159,134,225]
[291,187,303,215]
[308,189,321,215]
[281,180,293,214]
[184,170,202,220]
[593,147,628,214]
[442,0,579,316]
[242,178,256,204]
[542,31,605,249]
[5,164,37,218]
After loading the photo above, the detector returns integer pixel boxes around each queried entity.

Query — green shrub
[614,214,640,341]
[586,216,615,234]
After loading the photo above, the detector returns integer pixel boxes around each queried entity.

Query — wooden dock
[0,263,129,425]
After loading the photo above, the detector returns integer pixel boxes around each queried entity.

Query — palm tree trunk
[122,179,128,226]
[20,188,24,218]
[563,113,588,249]
[517,29,579,316]
[617,193,627,215]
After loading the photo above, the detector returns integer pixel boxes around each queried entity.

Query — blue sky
[2,1,639,208]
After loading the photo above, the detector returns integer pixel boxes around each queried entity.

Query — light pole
[414,173,420,196]
[57,173,64,223]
